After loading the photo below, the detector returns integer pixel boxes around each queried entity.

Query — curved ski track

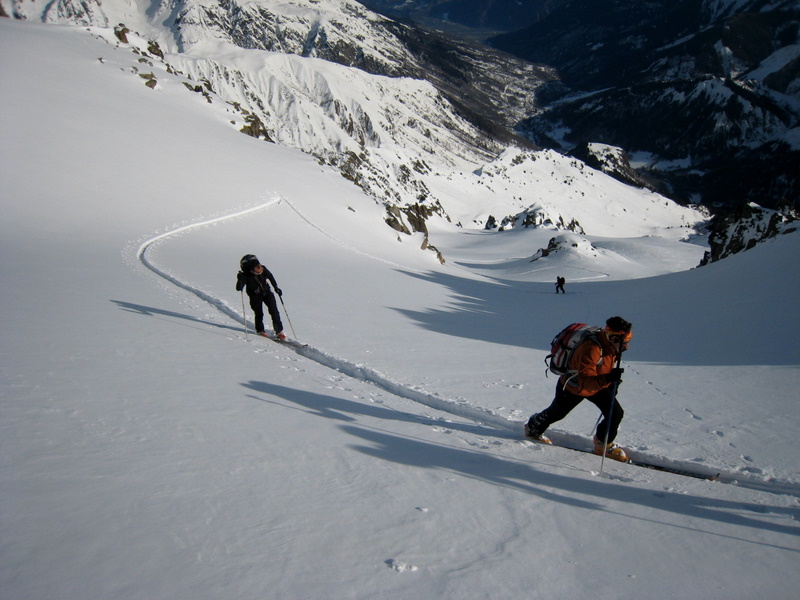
[136,198,800,498]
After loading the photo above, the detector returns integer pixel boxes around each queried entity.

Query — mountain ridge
[488,0,800,215]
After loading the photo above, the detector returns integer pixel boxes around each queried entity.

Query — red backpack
[545,323,603,377]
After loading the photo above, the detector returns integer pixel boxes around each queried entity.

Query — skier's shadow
[242,380,507,441]
[342,424,800,545]
[242,380,800,546]
[111,300,241,334]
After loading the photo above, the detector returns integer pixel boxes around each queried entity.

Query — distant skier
[525,316,632,461]
[555,276,566,294]
[236,254,285,340]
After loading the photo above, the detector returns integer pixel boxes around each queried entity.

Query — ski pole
[599,348,624,476]
[278,295,298,339]
[241,290,249,341]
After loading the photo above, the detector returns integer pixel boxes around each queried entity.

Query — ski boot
[524,423,552,445]
[593,437,628,462]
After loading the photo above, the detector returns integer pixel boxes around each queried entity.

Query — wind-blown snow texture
[1,17,799,600]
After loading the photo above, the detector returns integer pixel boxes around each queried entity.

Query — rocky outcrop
[699,201,798,265]
[570,143,655,192]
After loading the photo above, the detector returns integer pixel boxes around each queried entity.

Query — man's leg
[263,292,284,334]
[587,387,624,444]
[250,297,265,333]
[527,383,585,435]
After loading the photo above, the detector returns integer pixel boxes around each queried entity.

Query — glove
[275,288,283,297]
[606,368,624,383]
[235,271,245,291]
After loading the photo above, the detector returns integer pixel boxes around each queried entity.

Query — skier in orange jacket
[525,316,632,461]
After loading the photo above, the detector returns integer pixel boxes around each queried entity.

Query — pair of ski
[526,434,720,481]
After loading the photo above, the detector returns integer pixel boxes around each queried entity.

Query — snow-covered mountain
[490,0,800,215]
[3,0,707,263]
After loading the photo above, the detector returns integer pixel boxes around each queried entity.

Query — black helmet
[240,254,260,272]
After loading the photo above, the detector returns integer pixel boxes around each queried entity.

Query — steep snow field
[2,20,799,600]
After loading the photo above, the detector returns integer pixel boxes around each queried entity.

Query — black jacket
[236,268,281,299]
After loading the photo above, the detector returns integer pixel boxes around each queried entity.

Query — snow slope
[2,20,799,600]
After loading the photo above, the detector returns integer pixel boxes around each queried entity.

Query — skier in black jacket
[236,254,285,340]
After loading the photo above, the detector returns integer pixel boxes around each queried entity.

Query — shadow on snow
[244,379,800,549]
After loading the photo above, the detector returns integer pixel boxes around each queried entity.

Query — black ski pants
[250,292,283,334]
[530,382,624,443]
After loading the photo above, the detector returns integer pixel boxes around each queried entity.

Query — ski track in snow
[135,200,800,498]
[280,195,416,270]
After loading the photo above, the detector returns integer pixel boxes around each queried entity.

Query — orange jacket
[560,333,618,397]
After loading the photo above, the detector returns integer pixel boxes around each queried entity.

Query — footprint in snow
[683,408,702,420]
[386,559,418,573]
[740,466,764,474]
